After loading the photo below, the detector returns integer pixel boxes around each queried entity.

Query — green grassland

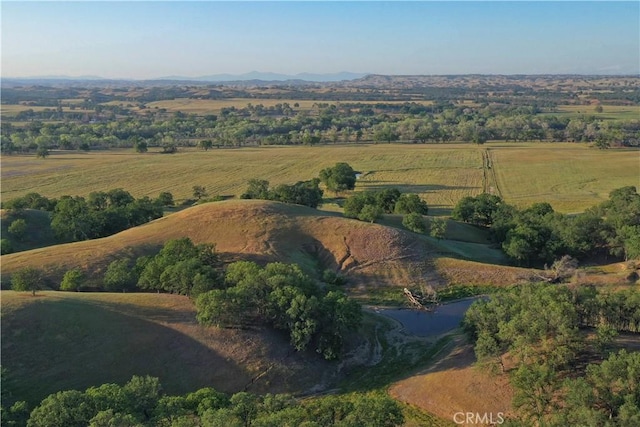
[2,143,638,215]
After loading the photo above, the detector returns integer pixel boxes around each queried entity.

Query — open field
[0,104,94,118]
[552,104,640,121]
[2,143,636,215]
[144,98,435,114]
[488,144,640,212]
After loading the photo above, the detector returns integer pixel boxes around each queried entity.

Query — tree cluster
[2,190,171,246]
[452,187,640,266]
[343,188,428,223]
[196,261,362,360]
[3,96,639,155]
[463,283,640,425]
[318,162,357,193]
[101,238,221,297]
[241,178,323,208]
[5,374,403,427]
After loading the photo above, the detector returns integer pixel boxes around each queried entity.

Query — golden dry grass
[390,336,514,427]
[2,143,635,215]
[1,290,337,405]
[488,143,640,212]
[144,98,435,114]
[1,144,485,215]
[0,200,443,290]
[434,257,536,287]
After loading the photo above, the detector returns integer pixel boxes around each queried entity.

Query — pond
[373,298,481,337]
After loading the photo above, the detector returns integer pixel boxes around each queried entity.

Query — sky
[2,1,639,79]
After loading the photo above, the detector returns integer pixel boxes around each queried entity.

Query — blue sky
[2,1,639,78]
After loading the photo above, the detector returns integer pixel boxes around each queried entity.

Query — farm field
[144,98,435,114]
[2,142,637,214]
[552,104,640,121]
[488,144,640,212]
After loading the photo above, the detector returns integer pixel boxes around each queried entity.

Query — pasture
[2,143,637,214]
[144,98,435,114]
[552,104,640,121]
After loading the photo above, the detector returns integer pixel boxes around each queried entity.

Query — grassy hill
[1,200,529,293]
[0,291,340,407]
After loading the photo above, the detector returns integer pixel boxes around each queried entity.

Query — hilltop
[0,199,537,292]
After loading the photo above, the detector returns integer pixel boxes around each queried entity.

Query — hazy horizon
[2,1,639,79]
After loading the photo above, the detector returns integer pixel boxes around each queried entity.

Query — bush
[60,269,85,291]
[11,267,45,296]
[394,193,428,215]
[8,218,28,240]
[1,238,14,255]
[402,212,426,233]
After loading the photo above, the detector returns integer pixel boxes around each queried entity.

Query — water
[374,298,480,337]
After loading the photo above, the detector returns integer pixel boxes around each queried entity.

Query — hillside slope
[1,200,446,288]
[0,291,343,406]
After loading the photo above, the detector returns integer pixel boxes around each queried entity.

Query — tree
[373,123,399,144]
[27,390,94,427]
[394,193,428,215]
[8,218,27,241]
[60,269,85,291]
[319,162,357,193]
[358,204,383,223]
[1,238,13,255]
[11,267,45,296]
[51,196,97,242]
[192,185,208,201]
[241,179,270,200]
[155,192,174,207]
[429,217,447,240]
[199,140,214,151]
[402,212,426,233]
[134,141,148,153]
[104,259,138,292]
[36,145,50,159]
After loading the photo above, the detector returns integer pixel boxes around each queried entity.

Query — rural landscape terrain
[1,74,639,427]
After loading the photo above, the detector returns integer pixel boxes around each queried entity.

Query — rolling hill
[0,199,534,292]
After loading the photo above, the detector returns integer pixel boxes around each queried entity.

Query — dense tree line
[241,178,324,208]
[196,261,362,360]
[3,99,638,155]
[2,189,169,247]
[463,283,640,425]
[452,186,640,266]
[2,375,403,427]
[343,188,428,223]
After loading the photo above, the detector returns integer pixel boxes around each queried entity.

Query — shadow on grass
[1,295,250,407]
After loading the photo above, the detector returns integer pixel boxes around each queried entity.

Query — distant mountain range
[3,71,368,84]
[158,71,367,82]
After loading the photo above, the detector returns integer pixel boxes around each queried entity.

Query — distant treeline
[2,100,639,154]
